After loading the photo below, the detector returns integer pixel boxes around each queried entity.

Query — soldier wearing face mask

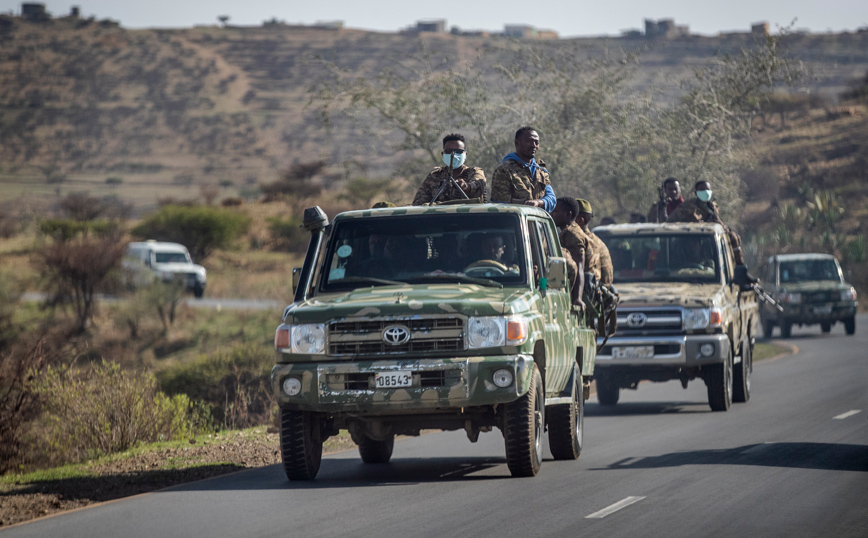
[667,180,746,265]
[412,133,487,205]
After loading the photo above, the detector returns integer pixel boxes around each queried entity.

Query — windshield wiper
[405,274,503,288]
[331,276,407,287]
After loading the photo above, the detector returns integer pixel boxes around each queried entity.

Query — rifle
[429,155,469,205]
[656,186,667,222]
[752,283,784,312]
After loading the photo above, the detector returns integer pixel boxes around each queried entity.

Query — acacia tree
[313,32,804,222]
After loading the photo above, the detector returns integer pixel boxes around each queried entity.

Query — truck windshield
[155,252,190,264]
[320,213,527,291]
[597,233,721,283]
[779,259,842,283]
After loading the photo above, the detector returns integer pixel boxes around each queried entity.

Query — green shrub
[266,215,308,252]
[131,205,251,260]
[158,343,275,430]
[843,236,867,264]
[35,361,211,464]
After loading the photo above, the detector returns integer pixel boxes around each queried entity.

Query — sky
[2,0,867,37]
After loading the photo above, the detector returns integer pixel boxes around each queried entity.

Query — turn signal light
[274,324,290,349]
[507,320,527,342]
[709,310,723,327]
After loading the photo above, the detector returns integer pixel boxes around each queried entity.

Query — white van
[122,241,207,297]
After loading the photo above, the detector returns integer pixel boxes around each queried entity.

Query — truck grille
[801,291,837,304]
[327,317,464,356]
[616,308,683,335]
[324,369,463,391]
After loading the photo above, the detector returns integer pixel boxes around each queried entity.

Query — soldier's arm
[600,245,614,286]
[464,167,487,200]
[647,202,662,223]
[411,172,438,206]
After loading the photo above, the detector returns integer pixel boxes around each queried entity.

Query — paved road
[4,315,866,538]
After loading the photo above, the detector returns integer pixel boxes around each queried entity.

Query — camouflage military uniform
[490,158,550,204]
[559,222,591,281]
[412,166,486,206]
[588,231,613,286]
[667,198,745,265]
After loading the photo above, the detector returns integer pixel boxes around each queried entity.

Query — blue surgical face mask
[442,152,466,168]
[697,189,713,202]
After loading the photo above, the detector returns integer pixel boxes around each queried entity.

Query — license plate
[612,346,654,359]
[375,371,414,389]
[813,306,832,315]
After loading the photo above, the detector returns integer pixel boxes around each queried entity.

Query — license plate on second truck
[612,346,654,359]
[375,371,414,388]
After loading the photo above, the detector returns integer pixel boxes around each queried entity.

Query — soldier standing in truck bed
[412,133,486,205]
[647,177,684,223]
[667,180,746,265]
[550,197,588,308]
[490,126,556,211]
[576,199,613,287]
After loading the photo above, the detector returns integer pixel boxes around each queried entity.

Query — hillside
[2,16,868,215]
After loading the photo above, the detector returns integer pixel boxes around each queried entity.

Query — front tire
[503,364,544,477]
[844,316,856,335]
[358,435,394,464]
[595,376,620,406]
[780,321,793,338]
[733,339,751,403]
[706,352,733,412]
[762,318,775,338]
[279,408,323,480]
[821,321,831,333]
[548,368,583,460]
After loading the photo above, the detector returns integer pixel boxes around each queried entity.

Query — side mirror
[292,267,302,293]
[733,264,753,291]
[546,257,567,290]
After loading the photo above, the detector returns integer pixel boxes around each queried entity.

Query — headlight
[683,308,723,330]
[467,316,528,349]
[841,287,857,301]
[780,292,801,304]
[291,324,326,354]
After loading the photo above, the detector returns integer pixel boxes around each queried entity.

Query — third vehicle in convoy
[758,253,858,337]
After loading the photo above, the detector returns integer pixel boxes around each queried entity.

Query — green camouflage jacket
[412,166,486,205]
[490,158,550,204]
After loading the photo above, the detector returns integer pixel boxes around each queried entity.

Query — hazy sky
[3,0,867,36]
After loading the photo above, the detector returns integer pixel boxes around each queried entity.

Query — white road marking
[586,496,646,519]
[833,410,861,420]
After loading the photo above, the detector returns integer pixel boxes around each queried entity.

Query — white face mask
[696,189,713,202]
[442,151,466,168]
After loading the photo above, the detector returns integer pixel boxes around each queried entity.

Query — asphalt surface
[4,315,866,538]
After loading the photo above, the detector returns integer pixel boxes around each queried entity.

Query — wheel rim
[726,356,733,403]
[534,385,544,461]
[575,379,583,447]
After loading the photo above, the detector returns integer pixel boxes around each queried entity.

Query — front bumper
[271,354,535,413]
[778,301,857,324]
[595,333,730,369]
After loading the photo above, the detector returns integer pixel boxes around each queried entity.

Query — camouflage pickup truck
[593,223,759,411]
[271,204,596,479]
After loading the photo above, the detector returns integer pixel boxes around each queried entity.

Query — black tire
[548,368,583,460]
[821,321,831,333]
[732,339,751,403]
[595,376,620,406]
[279,407,323,480]
[358,434,394,464]
[780,321,793,338]
[503,364,544,477]
[844,316,856,335]
[762,318,775,338]
[193,285,205,298]
[706,352,733,412]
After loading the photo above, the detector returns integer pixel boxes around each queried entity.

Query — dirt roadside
[0,430,355,528]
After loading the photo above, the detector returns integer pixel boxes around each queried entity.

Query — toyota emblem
[626,312,648,328]
[382,325,410,345]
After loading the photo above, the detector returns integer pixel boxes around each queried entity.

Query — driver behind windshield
[464,233,518,274]
[672,236,715,275]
